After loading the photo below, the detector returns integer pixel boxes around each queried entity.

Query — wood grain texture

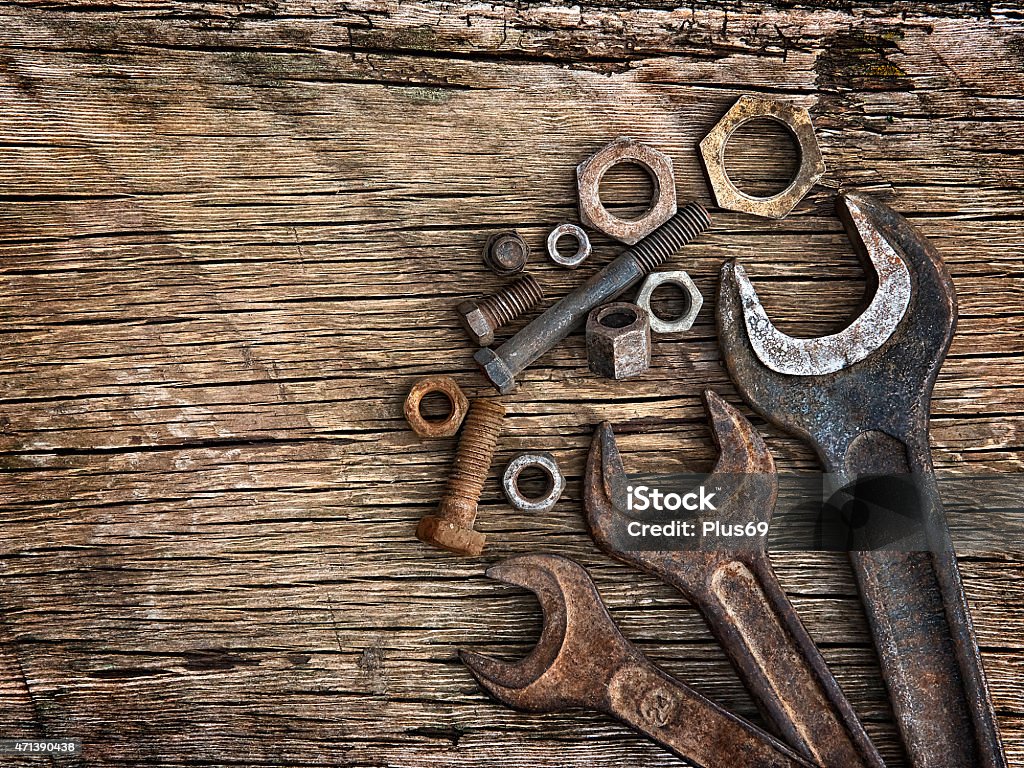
[0,1,1022,766]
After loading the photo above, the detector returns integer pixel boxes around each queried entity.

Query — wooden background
[0,2,1021,766]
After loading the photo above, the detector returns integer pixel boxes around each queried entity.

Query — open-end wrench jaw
[733,193,913,377]
[462,555,820,768]
[718,191,956,473]
[459,554,633,712]
[586,390,777,560]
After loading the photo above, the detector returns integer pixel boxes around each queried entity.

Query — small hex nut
[699,96,825,220]
[546,223,592,268]
[577,137,678,245]
[502,452,565,514]
[404,376,469,438]
[483,231,530,276]
[636,271,704,334]
[586,302,651,380]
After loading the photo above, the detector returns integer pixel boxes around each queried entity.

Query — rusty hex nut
[404,376,469,438]
[483,231,530,276]
[577,137,678,245]
[586,302,651,380]
[699,96,825,219]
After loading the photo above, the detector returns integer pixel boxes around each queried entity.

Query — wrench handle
[842,445,1007,768]
[695,558,883,768]
[606,657,811,768]
[843,454,1003,765]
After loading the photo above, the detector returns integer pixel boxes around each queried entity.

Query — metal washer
[546,223,591,268]
[502,452,566,513]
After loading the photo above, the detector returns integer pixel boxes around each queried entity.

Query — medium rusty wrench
[584,390,885,768]
[717,191,1006,768]
[461,554,814,768]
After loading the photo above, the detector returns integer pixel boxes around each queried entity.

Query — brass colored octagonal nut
[699,96,825,220]
[636,270,703,334]
[404,376,469,438]
[577,137,678,245]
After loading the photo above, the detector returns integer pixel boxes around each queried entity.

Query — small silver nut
[502,452,565,514]
[636,271,703,334]
[546,223,592,268]
[456,300,495,347]
[577,137,677,245]
[586,302,651,380]
[699,96,825,219]
[483,231,530,276]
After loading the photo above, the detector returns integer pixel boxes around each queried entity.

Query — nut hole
[516,465,555,501]
[418,390,454,423]
[649,282,692,322]
[723,117,801,198]
[555,233,580,260]
[598,161,655,221]
[600,308,638,329]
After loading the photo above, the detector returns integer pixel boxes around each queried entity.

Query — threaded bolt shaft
[439,398,505,524]
[474,201,712,393]
[457,273,545,346]
[479,274,544,329]
[630,202,712,272]
[416,398,505,556]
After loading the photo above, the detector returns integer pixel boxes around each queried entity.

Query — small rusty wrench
[718,191,1007,768]
[585,390,884,768]
[461,554,814,768]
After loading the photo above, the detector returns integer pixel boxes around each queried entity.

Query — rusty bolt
[457,274,544,347]
[483,231,531,276]
[404,376,470,438]
[586,302,651,380]
[416,398,505,556]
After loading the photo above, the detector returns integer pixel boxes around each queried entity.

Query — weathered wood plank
[0,1,1022,766]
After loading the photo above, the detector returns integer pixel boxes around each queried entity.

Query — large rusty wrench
[585,390,884,768]
[461,554,813,768]
[717,191,1006,768]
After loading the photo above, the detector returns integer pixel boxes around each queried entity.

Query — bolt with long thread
[416,398,505,556]
[457,274,545,346]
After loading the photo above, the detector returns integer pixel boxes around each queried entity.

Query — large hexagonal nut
[586,302,651,380]
[636,270,703,334]
[699,95,825,220]
[577,137,677,245]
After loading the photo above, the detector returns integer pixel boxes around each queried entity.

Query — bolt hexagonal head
[586,302,651,380]
[577,137,678,245]
[416,514,486,557]
[457,300,496,347]
[473,346,517,394]
[699,96,825,219]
